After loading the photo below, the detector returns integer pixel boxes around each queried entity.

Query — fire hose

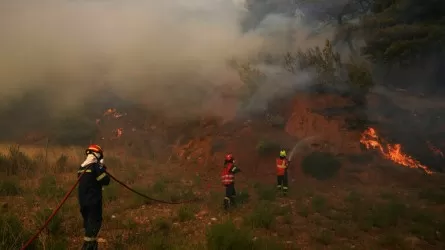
[20,168,200,250]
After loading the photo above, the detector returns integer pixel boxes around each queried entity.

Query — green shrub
[0,178,21,196]
[152,180,166,194]
[253,238,286,250]
[152,217,172,236]
[311,195,328,213]
[366,201,406,228]
[36,176,65,199]
[206,221,254,250]
[177,205,198,222]
[0,214,35,250]
[301,152,341,180]
[255,140,281,156]
[237,190,250,205]
[245,202,275,229]
[35,208,63,235]
[0,145,36,176]
[103,183,119,203]
[55,154,69,173]
[255,185,276,201]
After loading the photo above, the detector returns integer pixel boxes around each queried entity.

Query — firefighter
[77,144,110,250]
[221,154,241,210]
[276,150,289,195]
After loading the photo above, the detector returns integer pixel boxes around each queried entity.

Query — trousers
[277,171,288,192]
[224,183,236,209]
[80,202,103,250]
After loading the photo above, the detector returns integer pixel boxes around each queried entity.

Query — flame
[103,108,126,118]
[360,128,433,175]
[115,128,123,138]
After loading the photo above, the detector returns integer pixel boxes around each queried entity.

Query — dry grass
[1,140,445,250]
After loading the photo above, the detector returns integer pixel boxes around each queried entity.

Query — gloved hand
[99,159,107,170]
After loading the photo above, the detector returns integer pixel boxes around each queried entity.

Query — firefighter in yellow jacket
[276,150,289,195]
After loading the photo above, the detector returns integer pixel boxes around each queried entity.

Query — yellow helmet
[280,150,286,157]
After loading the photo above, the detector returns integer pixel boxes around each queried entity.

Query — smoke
[0,0,331,120]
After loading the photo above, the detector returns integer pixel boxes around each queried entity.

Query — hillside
[1,90,445,250]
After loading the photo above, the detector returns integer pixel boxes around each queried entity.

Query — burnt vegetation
[1,0,445,250]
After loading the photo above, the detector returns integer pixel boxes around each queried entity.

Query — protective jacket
[78,162,110,207]
[221,163,240,186]
[276,158,289,176]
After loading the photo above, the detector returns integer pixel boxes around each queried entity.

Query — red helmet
[86,144,103,156]
[225,154,234,162]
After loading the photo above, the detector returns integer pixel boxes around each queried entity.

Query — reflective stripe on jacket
[276,158,288,176]
[221,163,235,185]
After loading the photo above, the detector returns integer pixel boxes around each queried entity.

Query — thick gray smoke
[0,0,331,118]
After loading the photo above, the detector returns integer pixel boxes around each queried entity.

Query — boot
[81,240,98,250]
[230,196,236,208]
[223,197,231,210]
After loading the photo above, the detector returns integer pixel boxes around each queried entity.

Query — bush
[35,208,63,235]
[103,183,119,203]
[255,185,276,201]
[311,195,328,213]
[152,180,166,194]
[37,176,65,199]
[152,217,172,236]
[206,221,254,250]
[0,214,35,250]
[301,152,341,180]
[244,202,275,229]
[0,146,36,176]
[237,190,250,205]
[177,205,198,222]
[255,140,281,156]
[253,238,286,250]
[0,178,21,196]
[55,154,69,173]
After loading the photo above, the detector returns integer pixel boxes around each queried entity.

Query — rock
[210,217,217,221]
[111,215,116,219]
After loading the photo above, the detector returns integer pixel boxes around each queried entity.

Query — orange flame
[360,128,433,175]
[103,108,125,118]
[115,128,123,138]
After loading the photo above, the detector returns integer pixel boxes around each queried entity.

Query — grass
[36,176,65,199]
[1,144,445,250]
[177,204,198,222]
[0,178,21,196]
[0,213,35,250]
[254,184,276,201]
[244,202,276,229]
[206,221,254,250]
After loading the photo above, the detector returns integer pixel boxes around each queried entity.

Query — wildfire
[115,128,123,138]
[103,108,126,118]
[360,127,433,175]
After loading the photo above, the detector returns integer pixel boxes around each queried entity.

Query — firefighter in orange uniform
[221,154,241,210]
[276,150,289,195]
